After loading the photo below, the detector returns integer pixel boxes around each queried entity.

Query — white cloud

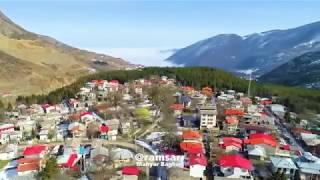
[87,47,179,67]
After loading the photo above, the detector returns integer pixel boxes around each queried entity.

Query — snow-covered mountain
[167,21,320,76]
[260,51,320,88]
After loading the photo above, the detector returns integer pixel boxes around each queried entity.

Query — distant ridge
[167,21,320,77]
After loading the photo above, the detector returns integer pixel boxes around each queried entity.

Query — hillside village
[0,75,319,180]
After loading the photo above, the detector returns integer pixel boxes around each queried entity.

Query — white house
[42,104,55,114]
[0,124,15,134]
[0,134,10,145]
[295,152,320,180]
[39,129,49,141]
[110,148,134,164]
[107,130,118,141]
[189,154,207,178]
[134,85,143,95]
[248,145,267,160]
[17,120,35,133]
[120,121,131,134]
[269,104,286,118]
[80,112,95,123]
[218,155,253,179]
[0,144,18,160]
[190,164,206,178]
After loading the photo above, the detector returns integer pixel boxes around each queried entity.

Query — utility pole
[247,72,252,98]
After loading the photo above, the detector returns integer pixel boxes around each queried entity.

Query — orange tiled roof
[180,142,203,152]
[245,133,277,147]
[246,138,277,147]
[17,163,39,172]
[18,158,41,164]
[182,130,201,139]
[69,114,80,121]
[224,109,244,116]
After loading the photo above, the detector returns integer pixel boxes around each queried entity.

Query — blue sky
[1,0,320,49]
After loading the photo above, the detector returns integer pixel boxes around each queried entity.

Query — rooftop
[270,156,297,169]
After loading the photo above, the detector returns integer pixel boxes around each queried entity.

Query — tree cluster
[16,67,320,114]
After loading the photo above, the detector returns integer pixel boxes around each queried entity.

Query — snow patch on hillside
[310,59,320,65]
[237,68,259,75]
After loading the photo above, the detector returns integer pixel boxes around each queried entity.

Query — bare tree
[106,91,122,110]
[86,122,100,139]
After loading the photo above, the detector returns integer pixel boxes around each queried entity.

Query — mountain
[0,11,132,95]
[167,21,320,76]
[259,51,320,88]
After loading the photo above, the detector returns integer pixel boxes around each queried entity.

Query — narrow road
[137,115,162,138]
[264,107,305,152]
[18,138,154,155]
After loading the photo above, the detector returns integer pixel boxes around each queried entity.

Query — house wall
[200,114,217,129]
[272,167,296,177]
[225,145,240,153]
[0,151,15,160]
[190,164,206,178]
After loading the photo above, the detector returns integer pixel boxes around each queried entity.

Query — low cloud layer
[89,48,178,67]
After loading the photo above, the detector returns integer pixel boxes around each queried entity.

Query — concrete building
[199,105,217,129]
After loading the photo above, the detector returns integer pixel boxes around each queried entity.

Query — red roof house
[223,141,242,149]
[189,154,207,166]
[17,163,39,175]
[63,154,78,168]
[110,80,119,84]
[80,112,94,122]
[245,133,277,147]
[180,142,203,154]
[218,154,253,170]
[122,166,140,176]
[249,133,273,139]
[0,124,15,132]
[68,114,80,121]
[220,137,243,150]
[100,124,109,134]
[225,116,239,124]
[182,130,202,140]
[281,144,290,151]
[223,137,243,144]
[170,104,184,111]
[260,100,272,105]
[180,86,194,92]
[23,145,47,158]
[18,158,41,164]
[80,111,93,117]
[224,109,245,116]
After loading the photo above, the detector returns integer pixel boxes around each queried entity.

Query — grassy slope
[0,16,130,96]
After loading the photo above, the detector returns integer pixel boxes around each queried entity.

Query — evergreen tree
[0,100,5,120]
[0,100,4,109]
[294,170,301,180]
[7,102,13,111]
[38,157,59,180]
